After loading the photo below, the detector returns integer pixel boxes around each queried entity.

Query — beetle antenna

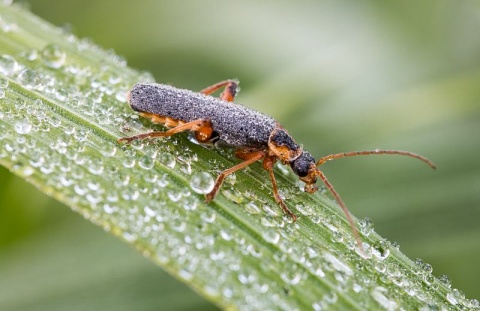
[315,149,436,169]
[315,169,364,252]
[314,149,435,253]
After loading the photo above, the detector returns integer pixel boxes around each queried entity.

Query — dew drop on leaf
[17,69,42,89]
[189,171,214,194]
[0,54,18,76]
[14,118,32,134]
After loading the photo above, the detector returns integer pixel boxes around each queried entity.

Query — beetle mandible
[118,80,436,247]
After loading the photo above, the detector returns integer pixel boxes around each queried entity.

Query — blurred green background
[1,0,479,309]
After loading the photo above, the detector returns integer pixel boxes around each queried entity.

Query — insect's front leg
[263,156,298,222]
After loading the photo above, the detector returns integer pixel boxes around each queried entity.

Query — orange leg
[117,119,213,144]
[205,149,265,203]
[199,79,238,102]
[263,156,298,221]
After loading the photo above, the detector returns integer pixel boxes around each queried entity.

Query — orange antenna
[315,170,363,251]
[314,149,436,251]
[316,149,436,169]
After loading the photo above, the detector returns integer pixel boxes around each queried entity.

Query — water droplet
[262,203,281,217]
[14,118,32,134]
[17,69,42,89]
[280,268,303,285]
[391,241,400,250]
[138,154,154,170]
[331,231,343,243]
[295,204,313,216]
[375,261,386,273]
[355,241,372,259]
[238,271,257,284]
[446,292,458,305]
[0,54,18,76]
[122,232,137,242]
[323,252,353,276]
[167,190,182,202]
[0,77,9,88]
[470,299,479,308]
[244,201,261,215]
[450,288,465,306]
[103,204,117,214]
[0,17,17,32]
[221,189,244,204]
[438,274,451,288]
[159,152,176,168]
[423,273,435,286]
[22,49,38,61]
[189,171,214,194]
[87,159,104,175]
[358,217,374,236]
[414,258,433,274]
[210,250,225,261]
[219,230,232,241]
[372,239,391,260]
[40,44,66,69]
[262,229,280,244]
[371,287,397,311]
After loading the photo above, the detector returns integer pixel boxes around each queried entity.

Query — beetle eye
[290,151,315,177]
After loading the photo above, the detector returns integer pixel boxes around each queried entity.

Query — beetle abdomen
[128,83,278,148]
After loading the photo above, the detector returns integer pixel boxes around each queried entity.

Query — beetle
[118,80,436,247]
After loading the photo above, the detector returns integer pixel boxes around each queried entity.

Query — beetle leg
[263,156,298,221]
[205,149,265,203]
[117,119,213,144]
[199,79,238,102]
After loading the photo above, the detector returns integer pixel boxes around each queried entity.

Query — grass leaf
[0,3,475,310]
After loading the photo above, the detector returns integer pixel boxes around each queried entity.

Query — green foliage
[1,1,479,310]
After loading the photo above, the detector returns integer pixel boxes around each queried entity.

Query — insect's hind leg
[117,119,213,144]
[199,79,238,102]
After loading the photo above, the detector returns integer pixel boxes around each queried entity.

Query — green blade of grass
[0,3,477,310]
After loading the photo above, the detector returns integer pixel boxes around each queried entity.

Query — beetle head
[268,128,319,193]
[289,151,319,193]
